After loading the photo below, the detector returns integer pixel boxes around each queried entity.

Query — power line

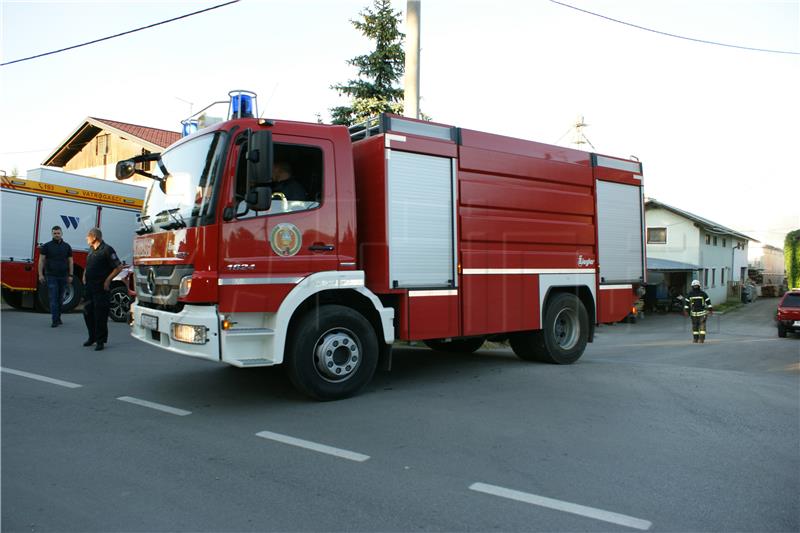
[1,0,240,67]
[549,0,800,56]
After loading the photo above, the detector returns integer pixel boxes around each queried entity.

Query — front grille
[137,265,175,277]
[135,265,194,306]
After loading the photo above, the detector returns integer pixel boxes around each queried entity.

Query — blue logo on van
[60,215,80,229]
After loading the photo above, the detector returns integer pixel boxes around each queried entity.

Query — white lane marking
[1,367,82,389]
[256,430,370,462]
[117,396,192,416]
[469,482,652,531]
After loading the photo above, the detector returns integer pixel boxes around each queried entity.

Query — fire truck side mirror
[246,130,273,186]
[116,160,135,180]
[246,185,272,212]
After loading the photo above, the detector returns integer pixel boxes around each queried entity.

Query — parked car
[776,290,800,338]
[109,265,135,323]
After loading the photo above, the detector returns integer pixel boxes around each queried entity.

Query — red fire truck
[117,94,645,400]
[1,168,144,313]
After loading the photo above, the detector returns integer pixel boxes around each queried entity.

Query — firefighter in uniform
[683,279,713,343]
[82,228,123,351]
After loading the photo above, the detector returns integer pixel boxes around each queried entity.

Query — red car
[776,290,800,338]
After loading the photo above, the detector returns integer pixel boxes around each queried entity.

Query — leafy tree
[330,0,405,126]
[785,229,800,289]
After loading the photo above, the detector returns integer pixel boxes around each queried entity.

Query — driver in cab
[270,161,306,201]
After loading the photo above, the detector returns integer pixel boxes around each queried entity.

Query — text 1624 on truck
[117,91,646,400]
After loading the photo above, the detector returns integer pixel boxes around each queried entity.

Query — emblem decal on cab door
[270,223,302,257]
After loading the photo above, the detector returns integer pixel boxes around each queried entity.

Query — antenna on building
[571,115,595,150]
[175,96,194,116]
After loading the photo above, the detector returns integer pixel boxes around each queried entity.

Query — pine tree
[330,0,405,126]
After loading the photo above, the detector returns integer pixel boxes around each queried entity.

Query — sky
[1,0,798,247]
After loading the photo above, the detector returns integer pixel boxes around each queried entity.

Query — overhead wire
[1,0,241,67]
[549,0,800,56]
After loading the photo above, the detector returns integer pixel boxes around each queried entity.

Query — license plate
[141,314,158,330]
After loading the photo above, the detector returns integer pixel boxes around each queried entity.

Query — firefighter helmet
[691,279,701,287]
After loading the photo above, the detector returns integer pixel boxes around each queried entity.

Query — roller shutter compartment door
[1,192,37,261]
[387,151,455,289]
[596,180,644,283]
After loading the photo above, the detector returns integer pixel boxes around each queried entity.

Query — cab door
[219,133,338,313]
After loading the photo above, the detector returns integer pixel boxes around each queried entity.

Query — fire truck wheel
[35,277,83,313]
[423,338,484,353]
[1,288,24,309]
[540,293,588,364]
[509,330,547,361]
[286,305,379,401]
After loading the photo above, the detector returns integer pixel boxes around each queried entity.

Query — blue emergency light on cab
[181,119,199,137]
[228,90,257,119]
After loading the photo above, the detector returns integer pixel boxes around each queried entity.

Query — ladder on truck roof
[348,114,457,142]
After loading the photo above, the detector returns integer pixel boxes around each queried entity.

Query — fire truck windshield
[141,131,226,232]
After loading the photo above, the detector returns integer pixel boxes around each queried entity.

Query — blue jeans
[46,276,67,323]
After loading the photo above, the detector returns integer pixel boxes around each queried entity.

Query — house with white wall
[748,244,786,286]
[645,199,756,305]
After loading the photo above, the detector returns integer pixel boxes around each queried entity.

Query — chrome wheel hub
[553,308,579,350]
[314,329,361,381]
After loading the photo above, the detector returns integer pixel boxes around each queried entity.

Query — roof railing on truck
[348,116,383,140]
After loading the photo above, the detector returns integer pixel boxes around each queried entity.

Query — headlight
[179,275,192,297]
[170,323,208,344]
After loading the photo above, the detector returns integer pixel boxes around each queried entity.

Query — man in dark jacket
[82,228,123,351]
[683,279,713,343]
[271,161,307,201]
[38,225,74,327]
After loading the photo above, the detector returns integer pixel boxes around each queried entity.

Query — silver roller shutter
[387,150,455,288]
[596,180,644,283]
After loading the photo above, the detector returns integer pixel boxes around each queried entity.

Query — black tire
[285,305,379,401]
[35,277,83,313]
[511,293,588,364]
[109,285,133,323]
[1,288,25,309]
[778,324,787,338]
[509,330,547,361]
[423,337,485,353]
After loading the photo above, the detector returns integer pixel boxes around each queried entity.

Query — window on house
[712,268,716,287]
[95,134,110,157]
[705,234,711,245]
[704,269,709,287]
[722,238,727,247]
[721,268,725,285]
[713,236,718,246]
[139,148,151,172]
[647,227,667,244]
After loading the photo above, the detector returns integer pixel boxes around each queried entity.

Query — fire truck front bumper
[130,303,221,362]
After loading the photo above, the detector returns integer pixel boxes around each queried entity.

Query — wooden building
[42,117,180,187]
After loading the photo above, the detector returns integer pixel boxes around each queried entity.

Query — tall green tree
[330,0,405,126]
[785,229,800,289]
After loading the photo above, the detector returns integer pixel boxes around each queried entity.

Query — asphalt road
[2,298,798,532]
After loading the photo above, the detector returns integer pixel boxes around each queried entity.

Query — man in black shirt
[38,225,74,327]
[271,161,307,201]
[82,228,123,351]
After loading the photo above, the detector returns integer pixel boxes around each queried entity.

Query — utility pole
[403,0,421,119]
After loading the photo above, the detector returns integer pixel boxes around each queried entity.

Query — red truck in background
[117,94,645,400]
[1,169,144,313]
